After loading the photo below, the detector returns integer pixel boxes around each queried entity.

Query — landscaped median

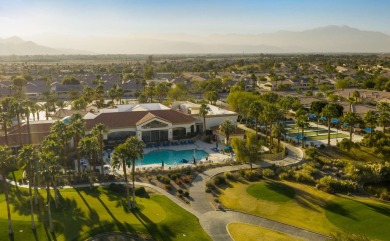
[0,185,211,241]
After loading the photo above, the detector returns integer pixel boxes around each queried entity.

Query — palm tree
[91,123,108,175]
[50,121,71,171]
[321,103,340,146]
[343,112,362,141]
[0,145,15,235]
[69,114,85,175]
[377,111,389,133]
[38,150,59,233]
[364,110,378,142]
[199,103,211,134]
[249,101,262,136]
[79,135,99,173]
[377,102,390,133]
[295,108,309,148]
[10,98,24,147]
[56,100,69,110]
[272,122,286,151]
[264,104,281,148]
[18,145,38,230]
[219,119,235,145]
[0,98,13,145]
[112,136,144,209]
[41,134,63,209]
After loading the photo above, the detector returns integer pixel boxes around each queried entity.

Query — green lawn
[0,186,211,241]
[228,222,303,241]
[219,180,390,240]
[247,182,295,203]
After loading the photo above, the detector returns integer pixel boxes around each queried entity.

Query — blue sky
[1,0,389,37]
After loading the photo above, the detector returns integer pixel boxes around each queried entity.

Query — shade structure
[343,123,349,127]
[364,127,373,133]
[224,146,233,152]
[308,113,317,119]
[320,117,327,121]
[296,133,307,140]
[331,118,340,124]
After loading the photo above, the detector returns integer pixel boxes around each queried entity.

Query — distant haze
[1,25,389,55]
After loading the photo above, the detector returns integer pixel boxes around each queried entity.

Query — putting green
[325,198,390,241]
[247,182,295,203]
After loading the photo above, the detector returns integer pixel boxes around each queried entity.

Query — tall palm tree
[38,150,60,233]
[377,102,390,133]
[41,134,63,209]
[125,136,145,209]
[272,122,286,151]
[199,103,211,134]
[69,114,85,174]
[249,101,262,136]
[295,108,309,148]
[18,145,38,230]
[364,110,378,142]
[91,123,108,175]
[78,135,99,173]
[50,121,70,171]
[0,145,15,235]
[112,136,145,209]
[0,98,12,145]
[10,98,24,147]
[321,103,340,146]
[343,112,362,141]
[264,104,281,148]
[219,119,235,145]
[377,111,389,133]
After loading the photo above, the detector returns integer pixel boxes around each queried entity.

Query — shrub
[158,175,171,184]
[279,172,290,180]
[213,175,227,185]
[316,176,358,193]
[262,169,275,178]
[107,183,125,194]
[175,179,183,185]
[184,191,190,197]
[205,180,215,189]
[135,187,147,197]
[182,176,192,183]
[380,190,390,201]
[224,172,235,181]
[164,184,171,190]
[244,170,262,181]
[177,189,184,194]
[168,173,181,180]
[205,187,213,193]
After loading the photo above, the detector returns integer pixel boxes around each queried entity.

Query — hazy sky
[1,0,389,37]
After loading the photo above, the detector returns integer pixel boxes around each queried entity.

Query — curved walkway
[3,138,329,241]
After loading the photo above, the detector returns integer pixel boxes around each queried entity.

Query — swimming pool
[136,149,208,166]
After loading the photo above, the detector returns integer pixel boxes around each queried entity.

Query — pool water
[136,149,208,166]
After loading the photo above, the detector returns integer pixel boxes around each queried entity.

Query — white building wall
[205,115,237,129]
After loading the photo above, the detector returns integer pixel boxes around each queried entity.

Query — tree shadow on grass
[292,187,342,215]
[52,197,87,241]
[324,202,358,221]
[132,208,175,241]
[75,188,102,228]
[264,181,295,200]
[343,196,390,217]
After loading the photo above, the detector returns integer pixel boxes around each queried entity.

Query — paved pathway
[4,135,330,241]
[189,163,328,241]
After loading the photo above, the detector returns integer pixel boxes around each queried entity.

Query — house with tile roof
[0,103,197,147]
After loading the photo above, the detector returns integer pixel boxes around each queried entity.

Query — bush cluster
[316,176,358,193]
